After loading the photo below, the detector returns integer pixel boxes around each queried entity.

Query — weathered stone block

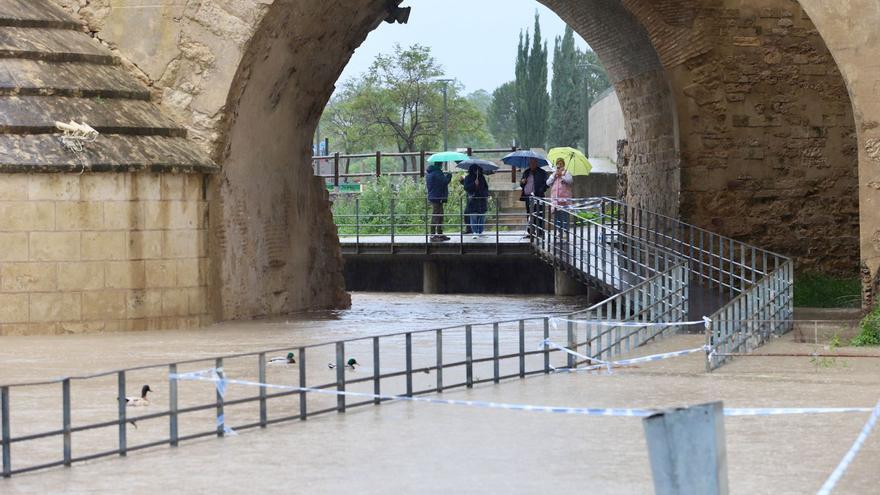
[28,175,79,200]
[105,260,145,289]
[176,258,202,286]
[145,259,176,288]
[0,202,55,231]
[58,262,104,291]
[0,232,28,261]
[82,290,126,320]
[1,262,56,291]
[81,174,128,201]
[130,174,162,200]
[0,293,28,323]
[30,232,80,261]
[30,292,81,322]
[126,289,163,319]
[0,175,28,200]
[56,201,104,230]
[103,201,145,230]
[163,229,203,258]
[144,200,199,230]
[128,230,163,259]
[82,231,127,260]
[160,174,186,200]
[162,288,190,316]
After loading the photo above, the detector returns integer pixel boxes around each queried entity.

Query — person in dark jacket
[463,164,490,238]
[425,163,452,241]
[519,158,549,238]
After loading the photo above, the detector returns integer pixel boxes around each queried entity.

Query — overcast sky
[335,0,589,96]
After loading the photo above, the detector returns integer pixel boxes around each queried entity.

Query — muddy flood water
[1,293,879,494]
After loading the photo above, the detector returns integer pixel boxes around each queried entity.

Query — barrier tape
[816,399,880,495]
[540,339,710,374]
[549,317,708,328]
[170,369,872,419]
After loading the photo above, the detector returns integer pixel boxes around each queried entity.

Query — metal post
[299,348,307,420]
[373,337,381,405]
[465,325,473,388]
[333,152,340,187]
[493,323,500,383]
[405,333,413,397]
[375,151,381,178]
[355,198,360,249]
[390,198,396,251]
[643,402,728,495]
[169,364,179,445]
[258,354,267,427]
[543,318,550,373]
[510,145,517,183]
[335,342,345,412]
[117,371,127,456]
[62,378,71,466]
[419,150,426,177]
[2,386,11,478]
[215,358,224,438]
[518,320,526,378]
[567,320,576,368]
[436,329,444,392]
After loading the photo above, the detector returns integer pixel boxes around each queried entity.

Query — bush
[793,273,861,308]
[852,305,880,347]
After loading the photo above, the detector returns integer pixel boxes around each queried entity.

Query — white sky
[335,0,588,95]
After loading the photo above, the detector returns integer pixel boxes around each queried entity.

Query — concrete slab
[0,27,115,64]
[0,0,82,29]
[0,59,150,99]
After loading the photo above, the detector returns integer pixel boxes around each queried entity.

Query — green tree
[466,89,492,116]
[548,26,584,148]
[514,12,549,149]
[488,81,517,147]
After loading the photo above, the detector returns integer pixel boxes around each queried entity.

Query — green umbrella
[427,151,468,163]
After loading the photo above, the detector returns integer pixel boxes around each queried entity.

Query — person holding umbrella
[546,157,574,228]
[462,163,490,238]
[519,158,549,239]
[425,160,453,242]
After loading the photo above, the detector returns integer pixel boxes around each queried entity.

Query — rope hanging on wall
[55,120,99,173]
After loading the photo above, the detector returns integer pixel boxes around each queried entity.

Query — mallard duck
[328,358,359,370]
[124,385,152,407]
[269,352,296,365]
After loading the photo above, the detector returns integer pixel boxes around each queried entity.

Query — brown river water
[1,293,879,494]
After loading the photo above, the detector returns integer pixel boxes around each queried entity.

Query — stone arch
[204,0,861,319]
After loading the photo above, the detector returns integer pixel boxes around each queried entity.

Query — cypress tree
[514,13,549,149]
[548,26,584,148]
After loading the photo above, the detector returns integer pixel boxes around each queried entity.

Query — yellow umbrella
[548,147,592,176]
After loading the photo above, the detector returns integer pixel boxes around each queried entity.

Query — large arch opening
[210,0,860,319]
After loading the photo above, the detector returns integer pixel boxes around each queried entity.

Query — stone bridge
[0,0,878,334]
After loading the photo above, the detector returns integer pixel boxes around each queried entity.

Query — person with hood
[519,157,549,238]
[425,162,452,242]
[463,164,490,238]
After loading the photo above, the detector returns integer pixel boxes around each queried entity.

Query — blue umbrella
[456,159,499,174]
[427,151,469,163]
[501,150,550,168]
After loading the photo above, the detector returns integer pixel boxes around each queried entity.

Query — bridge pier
[423,261,444,294]
[554,269,587,296]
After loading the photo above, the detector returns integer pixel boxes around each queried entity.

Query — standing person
[426,162,452,242]
[519,157,549,239]
[463,164,490,239]
[546,158,574,257]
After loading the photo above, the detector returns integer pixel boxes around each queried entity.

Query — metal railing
[313,147,522,186]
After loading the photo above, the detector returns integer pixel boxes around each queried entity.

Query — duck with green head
[268,352,296,365]
[328,358,359,370]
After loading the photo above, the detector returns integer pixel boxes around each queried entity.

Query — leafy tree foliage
[514,13,549,149]
[548,26,584,148]
[488,81,517,147]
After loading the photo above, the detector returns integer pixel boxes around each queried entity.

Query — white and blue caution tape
[816,399,880,495]
[549,317,708,328]
[169,369,874,419]
[539,339,710,374]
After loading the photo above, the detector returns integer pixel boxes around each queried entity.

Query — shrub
[852,304,880,347]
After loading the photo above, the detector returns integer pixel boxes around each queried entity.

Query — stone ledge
[0,26,116,65]
[0,134,217,173]
[0,96,186,137]
[0,0,81,31]
[0,60,150,100]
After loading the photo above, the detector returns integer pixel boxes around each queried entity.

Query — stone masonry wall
[0,173,209,335]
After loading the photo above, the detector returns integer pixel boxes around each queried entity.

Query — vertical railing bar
[169,363,179,446]
[62,378,71,466]
[336,342,345,412]
[543,317,550,373]
[1,386,9,478]
[117,371,126,457]
[258,354,267,428]
[373,337,381,405]
[566,320,576,369]
[215,358,224,438]
[405,333,413,397]
[299,348,307,420]
[436,329,444,392]
[518,320,526,377]
[493,323,500,383]
[465,325,474,388]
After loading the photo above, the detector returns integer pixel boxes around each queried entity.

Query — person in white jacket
[546,158,574,256]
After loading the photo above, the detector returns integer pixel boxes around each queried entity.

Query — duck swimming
[269,352,296,365]
[328,358,359,370]
[124,385,152,407]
